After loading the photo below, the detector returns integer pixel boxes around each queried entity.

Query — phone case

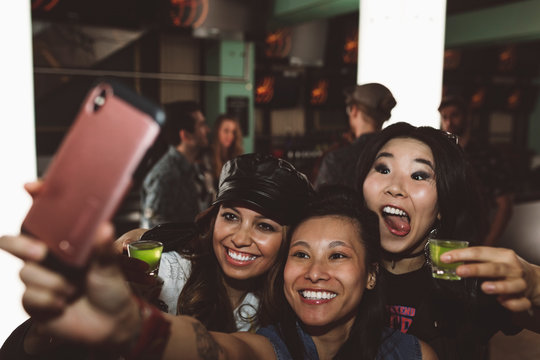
[21,79,165,268]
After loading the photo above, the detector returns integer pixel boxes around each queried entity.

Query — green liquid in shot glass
[127,241,163,277]
[429,240,468,280]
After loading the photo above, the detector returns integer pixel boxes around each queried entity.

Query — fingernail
[457,266,469,276]
[483,283,496,293]
[440,254,451,262]
[29,244,46,260]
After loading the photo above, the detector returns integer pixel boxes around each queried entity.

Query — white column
[358,0,447,128]
[0,2,36,343]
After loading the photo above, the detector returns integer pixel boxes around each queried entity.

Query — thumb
[94,222,115,247]
[86,256,132,315]
[24,180,44,199]
[85,221,130,313]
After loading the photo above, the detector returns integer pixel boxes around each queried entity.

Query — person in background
[140,101,211,228]
[0,186,438,360]
[208,114,244,185]
[356,122,540,359]
[438,95,514,246]
[314,82,397,190]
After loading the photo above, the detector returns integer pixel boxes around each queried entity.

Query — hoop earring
[424,226,439,267]
[367,273,376,289]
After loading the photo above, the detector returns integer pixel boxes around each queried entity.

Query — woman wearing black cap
[150,153,314,332]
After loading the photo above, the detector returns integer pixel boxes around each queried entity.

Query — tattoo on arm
[192,322,223,360]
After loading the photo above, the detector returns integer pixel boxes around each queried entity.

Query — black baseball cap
[211,153,314,225]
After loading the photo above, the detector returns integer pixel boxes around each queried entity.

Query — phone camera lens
[93,90,107,112]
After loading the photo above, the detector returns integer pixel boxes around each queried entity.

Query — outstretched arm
[0,230,274,360]
[442,246,540,333]
[166,320,273,360]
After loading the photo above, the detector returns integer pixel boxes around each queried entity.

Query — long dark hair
[354,122,488,316]
[355,122,488,245]
[176,206,236,331]
[175,153,313,332]
[259,185,385,359]
[176,204,290,332]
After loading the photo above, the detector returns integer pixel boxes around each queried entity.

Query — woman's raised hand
[113,228,148,254]
[0,223,142,348]
[442,246,540,313]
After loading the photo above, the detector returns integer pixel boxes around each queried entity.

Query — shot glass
[428,239,469,280]
[127,240,164,277]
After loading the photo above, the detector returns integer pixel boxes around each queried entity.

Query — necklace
[387,248,426,270]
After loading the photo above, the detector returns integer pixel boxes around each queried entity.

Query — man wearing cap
[140,101,212,228]
[439,95,514,246]
[315,82,396,189]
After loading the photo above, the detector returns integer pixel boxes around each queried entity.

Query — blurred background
[1,0,539,355]
[30,0,540,262]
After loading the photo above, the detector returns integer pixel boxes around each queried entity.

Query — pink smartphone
[21,79,165,269]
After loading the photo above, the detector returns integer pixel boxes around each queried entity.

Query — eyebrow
[222,205,240,213]
[375,152,434,171]
[328,240,352,249]
[375,152,392,160]
[289,240,353,249]
[290,240,310,249]
[223,206,276,221]
[415,158,434,170]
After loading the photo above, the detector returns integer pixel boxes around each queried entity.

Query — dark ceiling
[31,0,269,30]
[446,0,529,14]
[31,0,529,29]
[31,0,173,29]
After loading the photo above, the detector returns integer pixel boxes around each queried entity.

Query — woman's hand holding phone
[0,218,143,349]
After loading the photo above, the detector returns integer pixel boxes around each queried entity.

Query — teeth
[383,206,407,217]
[300,290,337,300]
[228,249,257,262]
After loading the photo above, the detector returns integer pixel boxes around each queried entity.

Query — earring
[425,226,439,267]
[367,274,376,289]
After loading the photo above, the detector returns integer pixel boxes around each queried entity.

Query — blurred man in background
[439,95,514,245]
[315,82,396,189]
[140,101,211,228]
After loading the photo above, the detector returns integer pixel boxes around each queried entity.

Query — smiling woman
[213,206,283,281]
[255,185,435,359]
[285,216,371,326]
[152,153,314,332]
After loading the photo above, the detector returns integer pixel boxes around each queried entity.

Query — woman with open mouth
[356,122,540,359]
[0,185,438,359]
